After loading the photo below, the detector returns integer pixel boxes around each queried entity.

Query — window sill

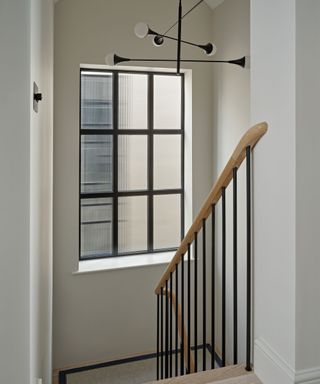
[73,251,176,275]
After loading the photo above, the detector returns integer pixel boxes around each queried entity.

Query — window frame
[79,68,185,260]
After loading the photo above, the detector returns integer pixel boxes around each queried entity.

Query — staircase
[152,123,268,383]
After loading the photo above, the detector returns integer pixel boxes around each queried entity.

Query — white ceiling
[204,0,225,10]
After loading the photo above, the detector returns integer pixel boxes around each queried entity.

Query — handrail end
[251,121,268,139]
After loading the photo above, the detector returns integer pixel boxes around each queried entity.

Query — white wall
[252,1,320,382]
[53,0,214,369]
[296,0,320,373]
[30,0,54,383]
[211,0,250,364]
[251,0,296,382]
[251,0,297,383]
[0,1,31,382]
[0,1,54,384]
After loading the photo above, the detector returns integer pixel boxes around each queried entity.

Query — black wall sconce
[33,82,42,113]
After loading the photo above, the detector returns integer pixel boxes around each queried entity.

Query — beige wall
[211,0,250,364]
[53,0,214,368]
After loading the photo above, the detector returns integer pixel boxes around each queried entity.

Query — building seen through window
[80,69,184,260]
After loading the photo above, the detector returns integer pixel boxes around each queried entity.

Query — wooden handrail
[155,122,268,294]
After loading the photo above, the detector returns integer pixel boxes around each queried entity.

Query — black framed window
[79,68,185,260]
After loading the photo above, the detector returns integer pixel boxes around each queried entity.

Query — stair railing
[154,122,268,380]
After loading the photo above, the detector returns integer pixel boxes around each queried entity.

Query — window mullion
[181,73,185,240]
[147,74,154,252]
[113,72,119,255]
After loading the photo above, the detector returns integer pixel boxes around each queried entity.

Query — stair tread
[145,364,259,384]
[210,373,261,384]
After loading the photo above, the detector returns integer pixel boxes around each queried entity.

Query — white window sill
[73,251,176,275]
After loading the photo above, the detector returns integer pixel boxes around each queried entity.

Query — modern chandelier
[105,0,248,74]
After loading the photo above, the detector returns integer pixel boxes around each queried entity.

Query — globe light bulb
[134,22,149,39]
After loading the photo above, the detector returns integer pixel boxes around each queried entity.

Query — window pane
[154,75,181,130]
[81,135,113,193]
[118,135,147,191]
[81,198,113,259]
[81,73,113,130]
[118,196,147,253]
[154,135,181,190]
[154,194,181,249]
[119,74,148,130]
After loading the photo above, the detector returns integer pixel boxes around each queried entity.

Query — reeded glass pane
[154,194,181,249]
[119,74,148,130]
[81,135,113,193]
[118,196,147,253]
[118,135,147,191]
[81,198,112,259]
[81,73,113,130]
[154,75,181,130]
[154,135,181,190]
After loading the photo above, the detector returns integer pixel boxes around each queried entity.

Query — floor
[147,365,262,384]
[60,348,215,384]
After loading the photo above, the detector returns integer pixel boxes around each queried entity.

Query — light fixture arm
[150,31,215,56]
[136,22,216,56]
[105,53,248,69]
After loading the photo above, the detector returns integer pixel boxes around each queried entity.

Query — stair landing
[145,365,262,384]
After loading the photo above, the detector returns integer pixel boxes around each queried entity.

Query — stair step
[145,364,259,384]
[209,373,261,384]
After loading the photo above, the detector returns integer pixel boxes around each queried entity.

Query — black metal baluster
[211,204,215,369]
[161,287,164,379]
[157,294,160,380]
[222,187,226,367]
[181,254,185,375]
[233,168,238,365]
[170,272,173,377]
[203,219,206,371]
[187,244,191,374]
[246,146,252,371]
[165,280,169,378]
[175,266,179,376]
[194,233,198,372]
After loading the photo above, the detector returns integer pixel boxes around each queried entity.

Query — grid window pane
[81,73,113,130]
[154,75,181,130]
[80,70,184,260]
[118,196,148,253]
[118,135,148,191]
[81,135,113,193]
[154,194,181,249]
[81,198,113,259]
[119,74,148,130]
[154,135,181,190]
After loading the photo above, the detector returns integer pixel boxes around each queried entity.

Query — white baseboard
[254,338,295,384]
[254,338,320,384]
[295,367,320,384]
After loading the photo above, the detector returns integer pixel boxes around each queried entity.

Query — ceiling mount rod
[163,0,204,37]
[177,0,182,74]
